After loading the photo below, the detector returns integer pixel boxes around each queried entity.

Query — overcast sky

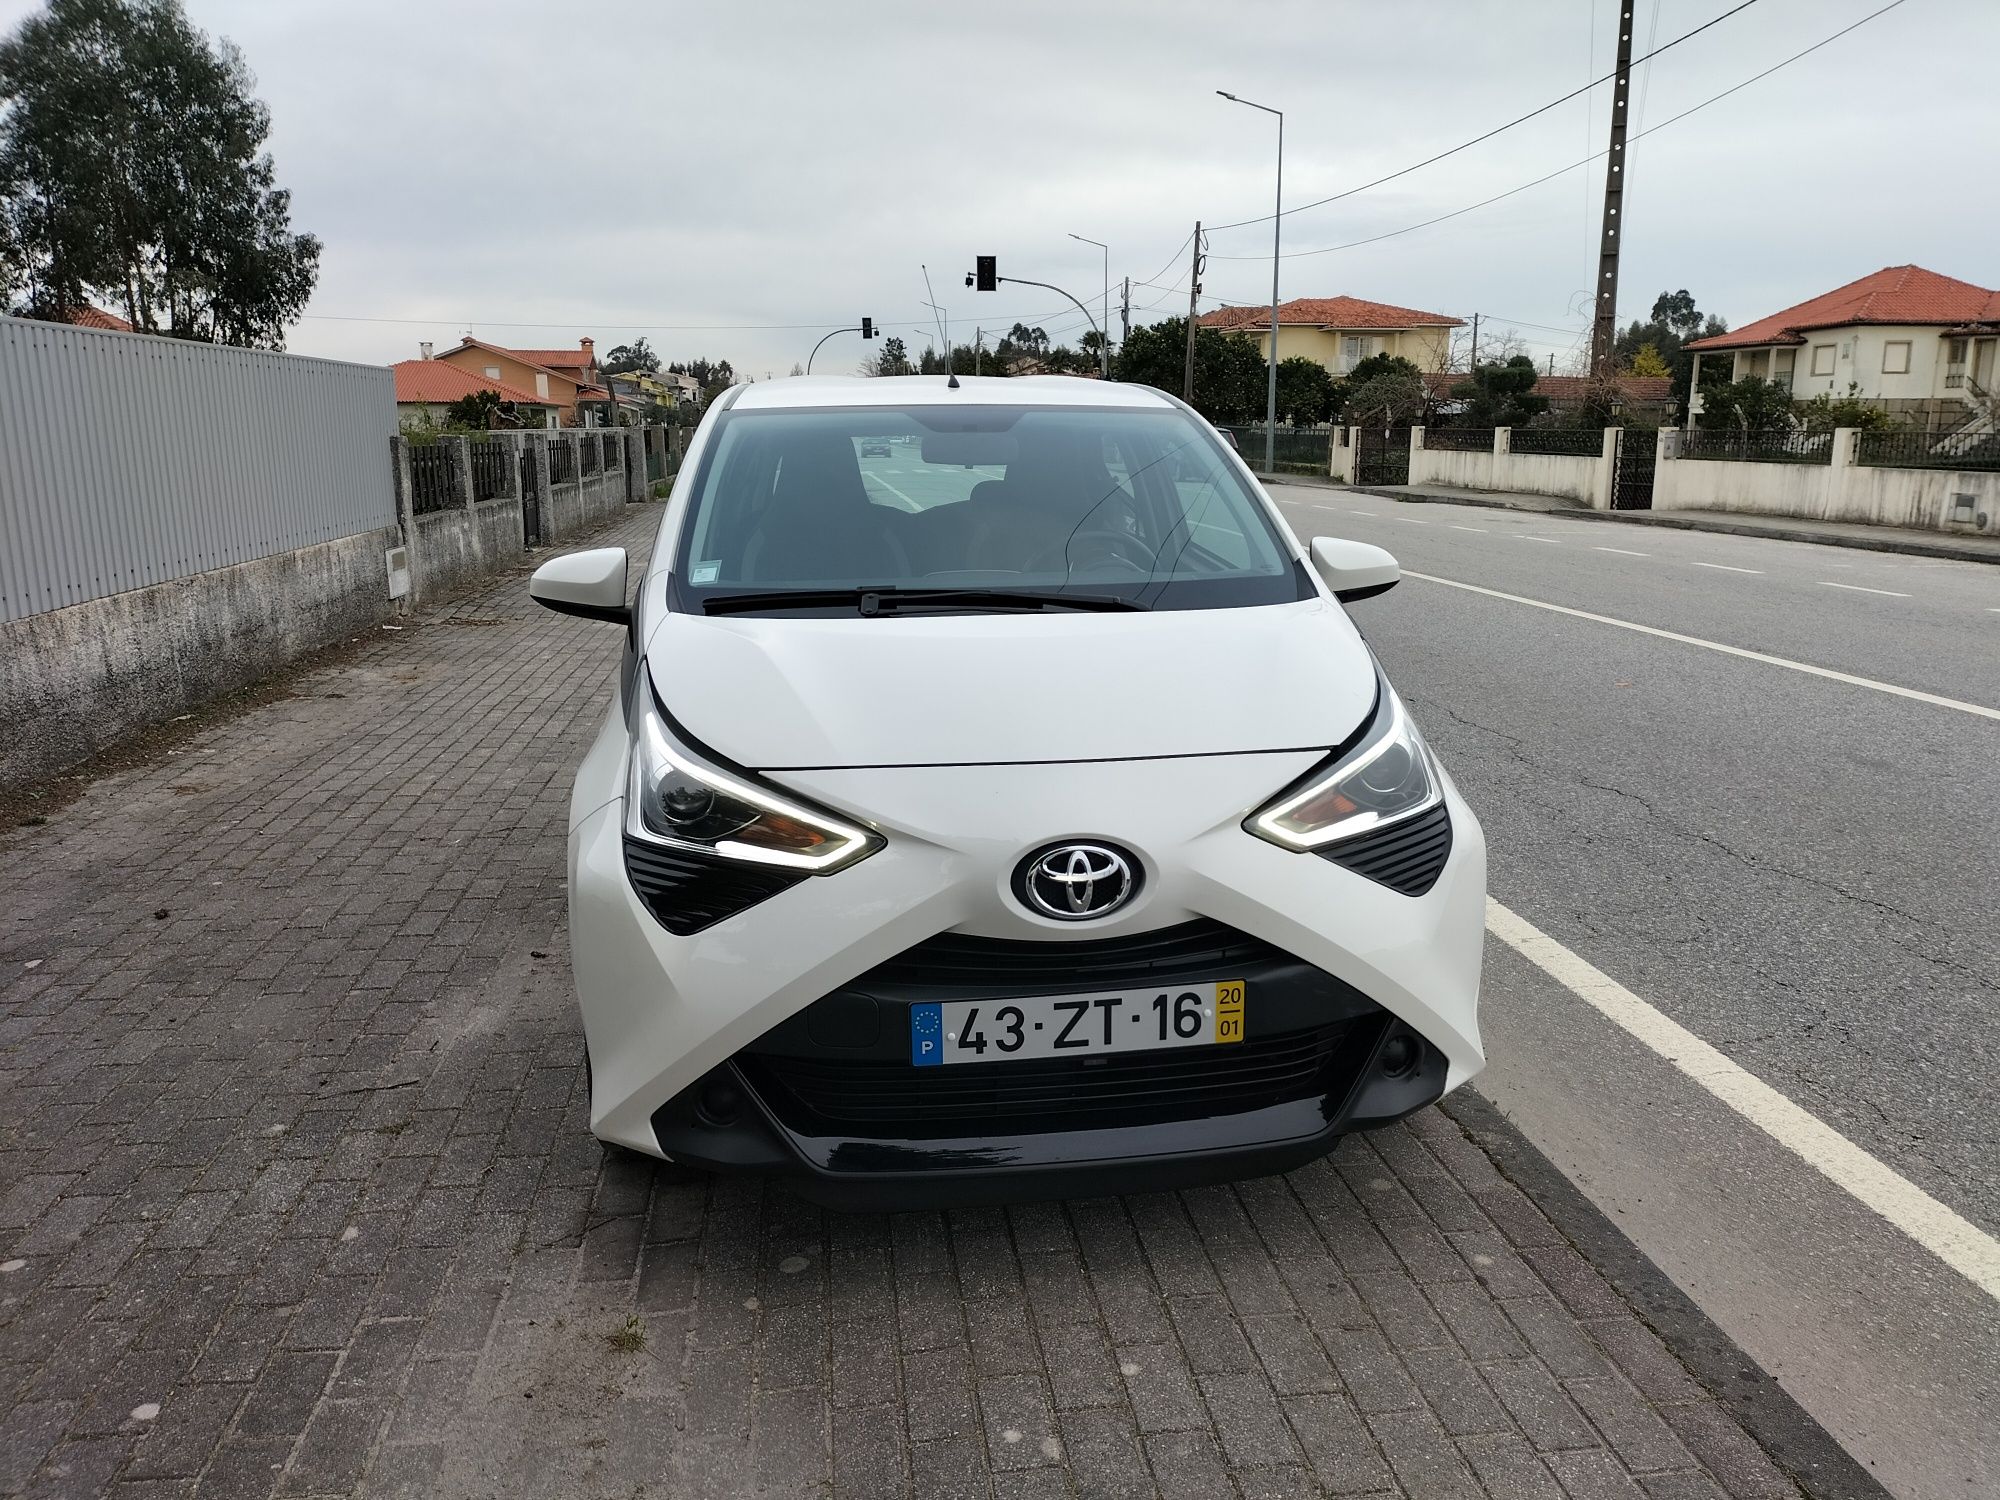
[4,0,1988,377]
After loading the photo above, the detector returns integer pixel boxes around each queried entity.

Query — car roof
[728,375,1177,411]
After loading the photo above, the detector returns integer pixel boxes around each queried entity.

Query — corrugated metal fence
[0,315,397,623]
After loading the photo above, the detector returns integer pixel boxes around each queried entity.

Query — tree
[0,0,320,346]
[1695,377,1795,435]
[1629,343,1670,378]
[788,361,804,377]
[1112,317,1268,423]
[864,336,911,377]
[1451,356,1549,427]
[1275,357,1340,426]
[1651,290,1702,341]
[1450,323,1528,369]
[1346,352,1421,387]
[1345,368,1428,428]
[1006,323,1050,358]
[1796,387,1898,434]
[1612,289,1728,407]
[670,357,734,390]
[444,389,502,429]
[601,338,659,376]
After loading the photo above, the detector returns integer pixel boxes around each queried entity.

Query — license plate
[910,981,1246,1067]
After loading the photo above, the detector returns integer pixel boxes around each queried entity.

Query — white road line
[1593,546,1649,557]
[1689,561,1764,574]
[1397,517,1429,525]
[1513,535,1562,544]
[1349,510,1377,517]
[864,471,923,512]
[1450,525,1488,533]
[1404,570,2000,721]
[1819,581,1910,598]
[1487,898,2000,1302]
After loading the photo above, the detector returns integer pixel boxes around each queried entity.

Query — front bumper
[567,747,1486,1202]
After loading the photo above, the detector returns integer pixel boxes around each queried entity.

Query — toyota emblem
[1017,842,1138,921]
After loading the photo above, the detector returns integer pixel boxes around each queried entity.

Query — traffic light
[974,256,997,292]
[861,318,874,339]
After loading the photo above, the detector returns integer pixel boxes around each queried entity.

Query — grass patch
[605,1315,646,1354]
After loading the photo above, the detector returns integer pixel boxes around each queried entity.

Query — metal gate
[520,447,542,545]
[1356,425,1411,487]
[1611,430,1656,510]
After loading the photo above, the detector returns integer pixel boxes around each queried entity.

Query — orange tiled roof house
[429,336,611,426]
[1683,266,2000,426]
[1198,296,1464,376]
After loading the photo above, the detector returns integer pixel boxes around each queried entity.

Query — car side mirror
[1309,537,1399,602]
[530,547,630,625]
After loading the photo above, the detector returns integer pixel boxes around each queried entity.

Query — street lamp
[1067,232,1110,379]
[1218,90,1282,476]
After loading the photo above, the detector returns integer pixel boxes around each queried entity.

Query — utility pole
[975,327,982,377]
[1182,222,1204,402]
[1217,90,1283,476]
[1121,278,1130,347]
[1469,312,1481,371]
[1590,0,1636,378]
[1548,352,1555,376]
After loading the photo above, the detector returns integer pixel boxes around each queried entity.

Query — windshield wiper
[701,586,1147,616]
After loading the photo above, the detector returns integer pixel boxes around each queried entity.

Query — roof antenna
[921,264,959,388]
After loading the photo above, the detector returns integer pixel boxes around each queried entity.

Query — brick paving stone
[0,505,1818,1499]
[1141,1430,1232,1500]
[1484,1359,1602,1454]
[1198,1371,1303,1469]
[1037,1319,1122,1412]
[1458,1431,1567,1499]
[1281,1392,1395,1495]
[978,1373,1060,1471]
[1366,1408,1486,1500]
[1056,1408,1151,1500]
[1567,1375,1698,1474]
[1549,1446,1652,1500]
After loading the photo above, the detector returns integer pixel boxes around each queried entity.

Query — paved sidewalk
[1335,482,2000,564]
[3,506,1818,1499]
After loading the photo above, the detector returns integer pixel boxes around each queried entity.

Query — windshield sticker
[691,562,720,584]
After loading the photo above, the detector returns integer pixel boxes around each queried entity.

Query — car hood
[643,599,1377,770]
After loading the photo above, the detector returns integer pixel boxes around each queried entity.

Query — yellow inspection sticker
[1214,980,1247,1044]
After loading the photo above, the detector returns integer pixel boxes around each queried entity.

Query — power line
[1205,0,1759,235]
[1206,0,1907,265]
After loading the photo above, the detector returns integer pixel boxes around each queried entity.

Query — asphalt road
[1267,483,2000,1500]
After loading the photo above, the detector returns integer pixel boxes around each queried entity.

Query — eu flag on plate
[910,1003,943,1067]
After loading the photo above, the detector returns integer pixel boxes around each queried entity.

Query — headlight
[1245,684,1441,851]
[625,679,880,873]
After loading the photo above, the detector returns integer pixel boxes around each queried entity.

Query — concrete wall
[1408,428,1617,508]
[1329,427,1357,483]
[1656,427,2000,535]
[1,525,399,790]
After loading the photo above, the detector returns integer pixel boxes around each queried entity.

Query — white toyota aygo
[533,375,1485,1208]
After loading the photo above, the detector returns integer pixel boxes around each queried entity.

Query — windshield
[672,404,1308,613]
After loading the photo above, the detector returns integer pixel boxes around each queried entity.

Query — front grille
[624,836,805,935]
[743,1014,1382,1138]
[1319,804,1452,896]
[864,918,1284,993]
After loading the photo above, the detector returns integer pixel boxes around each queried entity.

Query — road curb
[1441,1090,1895,1500]
[1334,485,2000,565]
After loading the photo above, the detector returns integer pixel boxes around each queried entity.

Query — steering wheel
[1027,528,1156,577]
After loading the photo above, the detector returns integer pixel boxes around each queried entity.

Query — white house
[1683,265,2000,426]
